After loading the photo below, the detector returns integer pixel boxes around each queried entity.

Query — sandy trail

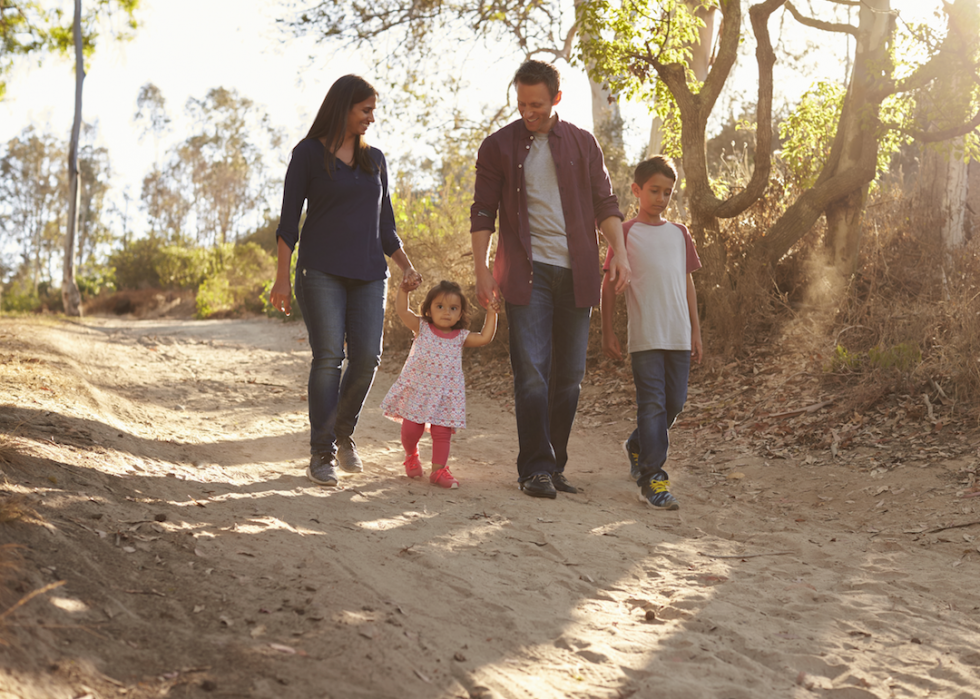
[1,316,979,699]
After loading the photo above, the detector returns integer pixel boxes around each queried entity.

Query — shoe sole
[306,466,339,487]
[520,485,557,499]
[638,492,679,510]
[337,462,363,474]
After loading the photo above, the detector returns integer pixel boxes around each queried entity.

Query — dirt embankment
[2,316,980,699]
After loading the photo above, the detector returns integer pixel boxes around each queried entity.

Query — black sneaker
[520,473,557,499]
[552,472,579,494]
[623,439,641,482]
[336,437,363,473]
[639,473,679,510]
[307,454,339,486]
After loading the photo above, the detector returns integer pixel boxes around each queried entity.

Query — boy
[600,156,702,510]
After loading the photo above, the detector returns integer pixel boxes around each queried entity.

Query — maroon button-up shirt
[470,116,623,308]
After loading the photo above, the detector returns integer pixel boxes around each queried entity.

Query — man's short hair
[514,60,561,99]
[634,156,678,187]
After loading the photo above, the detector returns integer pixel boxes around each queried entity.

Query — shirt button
[518,164,522,168]
[526,145,530,150]
[517,188,520,192]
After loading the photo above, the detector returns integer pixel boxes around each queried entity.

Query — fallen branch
[766,399,835,420]
[698,550,794,560]
[0,580,66,624]
[925,520,980,535]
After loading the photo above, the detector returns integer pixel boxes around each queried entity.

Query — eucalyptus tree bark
[62,0,83,317]
[912,0,979,252]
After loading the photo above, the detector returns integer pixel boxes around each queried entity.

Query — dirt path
[2,316,980,699]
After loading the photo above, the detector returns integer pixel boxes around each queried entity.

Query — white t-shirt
[524,132,570,268]
[604,219,701,353]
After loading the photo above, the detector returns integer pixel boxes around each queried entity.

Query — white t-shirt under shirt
[604,218,702,354]
[524,132,571,268]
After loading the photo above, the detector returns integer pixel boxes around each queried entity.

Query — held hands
[603,332,624,362]
[401,267,423,292]
[475,266,502,310]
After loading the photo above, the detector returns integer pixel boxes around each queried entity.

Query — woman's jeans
[506,262,591,483]
[295,267,386,457]
[628,349,690,485]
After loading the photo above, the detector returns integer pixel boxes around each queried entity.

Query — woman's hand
[269,276,292,316]
[401,266,423,292]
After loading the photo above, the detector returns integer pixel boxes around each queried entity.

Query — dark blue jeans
[295,267,386,457]
[628,349,690,484]
[506,262,591,482]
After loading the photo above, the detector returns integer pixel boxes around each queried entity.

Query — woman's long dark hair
[303,75,378,176]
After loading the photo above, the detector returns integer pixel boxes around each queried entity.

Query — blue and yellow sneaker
[639,472,679,510]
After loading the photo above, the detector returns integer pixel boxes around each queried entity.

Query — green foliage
[155,246,214,289]
[0,278,41,313]
[193,242,275,319]
[779,82,845,189]
[109,237,164,290]
[76,267,116,299]
[829,343,922,374]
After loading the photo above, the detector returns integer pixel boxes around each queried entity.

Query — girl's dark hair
[514,59,561,99]
[419,281,470,330]
[302,74,378,176]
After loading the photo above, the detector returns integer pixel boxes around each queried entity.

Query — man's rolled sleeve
[470,140,503,233]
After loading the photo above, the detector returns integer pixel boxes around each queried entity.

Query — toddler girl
[381,280,498,488]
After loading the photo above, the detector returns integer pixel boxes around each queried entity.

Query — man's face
[516,81,561,134]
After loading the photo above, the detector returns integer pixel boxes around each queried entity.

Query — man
[470,59,631,499]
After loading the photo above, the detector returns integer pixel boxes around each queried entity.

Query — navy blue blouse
[275,139,402,280]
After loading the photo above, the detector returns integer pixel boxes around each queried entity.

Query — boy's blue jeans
[506,262,591,483]
[295,267,387,457]
[628,349,691,485]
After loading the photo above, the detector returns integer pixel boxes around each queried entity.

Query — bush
[156,246,214,290]
[110,237,165,290]
[194,242,275,319]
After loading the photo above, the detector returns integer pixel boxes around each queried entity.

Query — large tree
[579,0,980,275]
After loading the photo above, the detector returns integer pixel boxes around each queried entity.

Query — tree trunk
[820,0,891,274]
[62,0,84,317]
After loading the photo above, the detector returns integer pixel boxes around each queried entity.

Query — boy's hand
[603,333,624,361]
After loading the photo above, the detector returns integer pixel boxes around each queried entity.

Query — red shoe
[403,453,423,479]
[429,466,459,489]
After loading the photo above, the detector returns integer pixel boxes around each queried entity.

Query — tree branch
[784,1,858,36]
[884,107,980,143]
[715,0,785,219]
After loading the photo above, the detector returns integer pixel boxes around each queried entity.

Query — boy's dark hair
[634,156,677,187]
[513,60,561,99]
[420,280,470,330]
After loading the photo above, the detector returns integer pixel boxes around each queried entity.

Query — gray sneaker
[307,454,339,486]
[336,437,363,473]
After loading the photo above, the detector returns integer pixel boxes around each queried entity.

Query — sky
[0,0,943,237]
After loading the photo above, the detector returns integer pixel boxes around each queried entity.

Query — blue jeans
[295,268,387,457]
[506,262,591,482]
[628,349,690,484]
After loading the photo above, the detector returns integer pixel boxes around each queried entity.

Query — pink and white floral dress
[381,322,469,429]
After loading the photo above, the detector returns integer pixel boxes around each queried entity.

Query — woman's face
[346,95,377,138]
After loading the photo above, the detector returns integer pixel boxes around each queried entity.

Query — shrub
[110,237,165,290]
[194,242,275,319]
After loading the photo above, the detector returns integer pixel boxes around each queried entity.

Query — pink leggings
[401,420,452,466]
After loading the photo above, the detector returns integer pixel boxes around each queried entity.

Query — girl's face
[429,292,462,331]
[346,95,377,138]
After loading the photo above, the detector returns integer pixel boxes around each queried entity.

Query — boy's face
[516,81,561,134]
[632,173,675,220]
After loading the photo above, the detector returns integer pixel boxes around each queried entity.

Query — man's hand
[605,254,631,294]
[475,265,502,309]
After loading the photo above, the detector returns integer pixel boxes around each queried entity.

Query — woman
[270,75,422,487]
